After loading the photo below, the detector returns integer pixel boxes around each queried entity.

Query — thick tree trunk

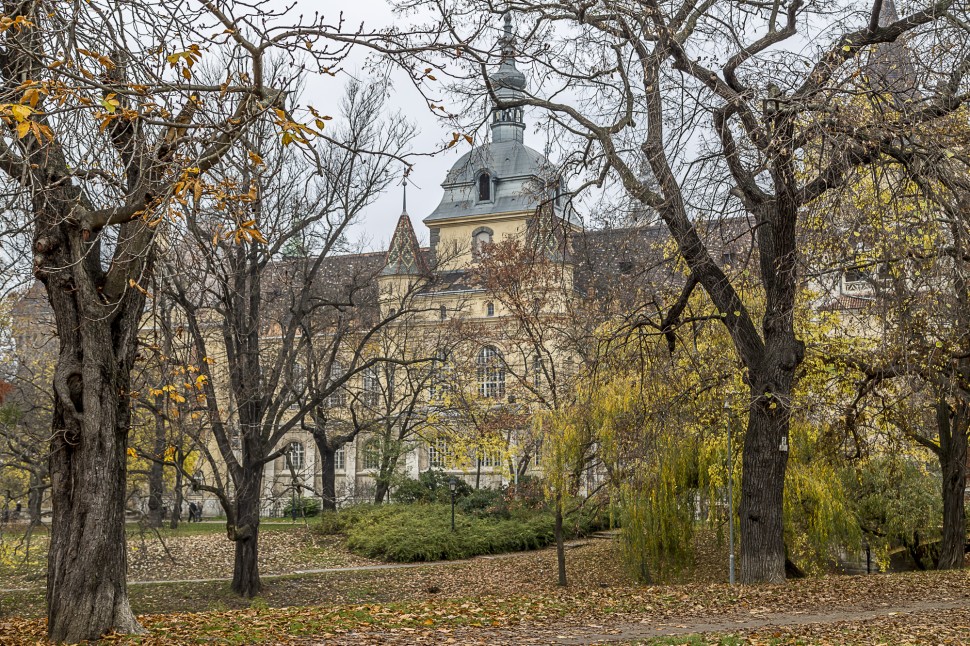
[39,212,149,640]
[738,379,793,584]
[230,468,263,597]
[554,495,566,586]
[46,342,143,641]
[320,446,337,512]
[937,399,967,570]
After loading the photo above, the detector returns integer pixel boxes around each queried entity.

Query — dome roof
[425,139,580,226]
[442,139,551,187]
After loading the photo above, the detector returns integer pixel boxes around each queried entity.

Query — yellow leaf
[182,67,192,80]
[10,103,32,122]
[16,121,30,138]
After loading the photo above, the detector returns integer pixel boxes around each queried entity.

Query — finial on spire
[500,12,515,60]
[402,179,408,214]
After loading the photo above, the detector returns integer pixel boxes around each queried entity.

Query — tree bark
[38,203,149,640]
[554,493,566,586]
[230,468,263,597]
[738,375,795,584]
[170,465,184,530]
[27,474,44,527]
[45,323,144,642]
[147,413,166,528]
[936,399,968,570]
[374,478,390,505]
[319,445,337,512]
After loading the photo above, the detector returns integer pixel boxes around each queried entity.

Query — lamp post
[448,477,457,532]
[725,398,735,585]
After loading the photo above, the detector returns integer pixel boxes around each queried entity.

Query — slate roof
[425,140,580,227]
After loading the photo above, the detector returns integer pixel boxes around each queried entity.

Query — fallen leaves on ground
[2,541,969,644]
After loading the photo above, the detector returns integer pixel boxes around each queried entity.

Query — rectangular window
[477,450,502,468]
[363,367,380,407]
[334,447,345,471]
[428,438,453,469]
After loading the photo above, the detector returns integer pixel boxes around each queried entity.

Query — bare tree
[162,80,413,596]
[0,0,405,638]
[402,0,970,582]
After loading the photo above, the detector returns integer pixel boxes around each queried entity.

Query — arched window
[439,304,447,320]
[478,172,491,201]
[486,301,495,317]
[362,439,381,471]
[286,441,305,470]
[472,227,493,259]
[477,345,506,399]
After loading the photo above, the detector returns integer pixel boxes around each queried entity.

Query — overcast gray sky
[316,1,485,252]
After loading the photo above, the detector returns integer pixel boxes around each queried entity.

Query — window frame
[286,441,305,470]
[477,345,506,399]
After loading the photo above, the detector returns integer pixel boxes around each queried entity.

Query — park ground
[1,522,969,644]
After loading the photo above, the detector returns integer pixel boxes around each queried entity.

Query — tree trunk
[554,494,566,586]
[230,468,263,597]
[27,474,44,527]
[738,381,792,584]
[320,446,337,512]
[46,343,143,641]
[147,407,166,528]
[374,478,390,505]
[39,212,149,640]
[937,399,967,570]
[170,466,183,530]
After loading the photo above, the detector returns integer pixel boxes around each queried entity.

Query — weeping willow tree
[551,284,871,583]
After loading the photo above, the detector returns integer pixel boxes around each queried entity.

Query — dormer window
[478,172,492,202]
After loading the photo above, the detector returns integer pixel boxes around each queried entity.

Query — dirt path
[0,539,595,594]
[315,597,970,645]
[552,597,970,644]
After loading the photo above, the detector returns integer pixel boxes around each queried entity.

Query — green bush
[343,503,558,562]
[282,497,320,518]
[456,487,509,518]
[391,469,474,504]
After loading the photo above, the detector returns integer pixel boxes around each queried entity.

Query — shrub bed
[316,500,606,562]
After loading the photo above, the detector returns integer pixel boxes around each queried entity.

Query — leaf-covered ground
[0,522,374,589]
[1,539,968,644]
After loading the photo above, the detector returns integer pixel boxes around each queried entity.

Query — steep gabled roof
[382,211,427,276]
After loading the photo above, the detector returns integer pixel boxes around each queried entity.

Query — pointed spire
[382,209,426,276]
[501,13,515,60]
[490,13,527,144]
[867,0,918,103]
[878,0,899,27]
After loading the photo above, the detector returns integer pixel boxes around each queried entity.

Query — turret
[489,14,527,144]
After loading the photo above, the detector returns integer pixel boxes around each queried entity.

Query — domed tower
[423,14,580,271]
